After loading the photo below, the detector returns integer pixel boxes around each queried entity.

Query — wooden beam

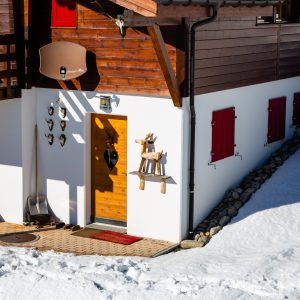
[157,4,210,18]
[124,14,182,27]
[219,6,273,17]
[148,24,182,107]
[108,0,157,17]
[123,9,182,27]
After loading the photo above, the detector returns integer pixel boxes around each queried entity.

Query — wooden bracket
[147,24,182,107]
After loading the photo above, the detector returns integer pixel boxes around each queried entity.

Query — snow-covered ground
[1,150,300,300]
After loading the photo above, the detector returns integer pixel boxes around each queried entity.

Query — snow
[1,151,300,299]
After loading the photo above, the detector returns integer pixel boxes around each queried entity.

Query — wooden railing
[0,34,20,100]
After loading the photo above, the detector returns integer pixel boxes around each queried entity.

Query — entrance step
[86,223,126,234]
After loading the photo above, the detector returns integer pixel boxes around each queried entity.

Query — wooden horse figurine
[135,133,163,175]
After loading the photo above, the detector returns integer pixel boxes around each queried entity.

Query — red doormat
[91,230,142,245]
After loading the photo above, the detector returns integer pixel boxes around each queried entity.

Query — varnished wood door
[91,114,127,225]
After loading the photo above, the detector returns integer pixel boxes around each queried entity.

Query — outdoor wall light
[60,120,67,131]
[56,97,63,105]
[100,95,111,111]
[45,133,54,145]
[59,134,66,147]
[60,107,67,118]
[48,106,54,116]
[60,66,67,80]
[46,119,54,131]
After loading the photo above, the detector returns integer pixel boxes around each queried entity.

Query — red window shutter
[293,92,300,126]
[211,107,235,163]
[267,97,286,144]
[52,0,76,28]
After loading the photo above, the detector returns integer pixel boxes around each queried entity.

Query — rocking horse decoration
[135,133,163,175]
[135,133,167,193]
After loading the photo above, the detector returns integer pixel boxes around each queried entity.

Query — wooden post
[139,175,145,190]
[160,178,166,194]
[147,24,182,107]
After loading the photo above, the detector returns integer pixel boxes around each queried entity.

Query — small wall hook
[208,162,217,170]
[60,107,67,118]
[59,134,66,147]
[45,133,54,145]
[48,106,54,116]
[46,119,54,131]
[235,152,243,160]
[60,120,67,131]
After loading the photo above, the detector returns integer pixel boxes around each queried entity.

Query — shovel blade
[27,194,49,216]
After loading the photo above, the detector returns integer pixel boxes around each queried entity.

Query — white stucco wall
[31,88,185,242]
[192,77,300,228]
[21,89,37,220]
[1,76,298,241]
[0,98,23,223]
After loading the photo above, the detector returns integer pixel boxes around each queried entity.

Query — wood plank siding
[0,0,14,34]
[32,1,185,98]
[193,17,300,95]
[0,0,23,100]
[30,2,300,98]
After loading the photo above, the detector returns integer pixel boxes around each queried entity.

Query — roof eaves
[156,0,284,6]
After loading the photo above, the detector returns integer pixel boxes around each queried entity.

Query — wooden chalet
[0,0,300,242]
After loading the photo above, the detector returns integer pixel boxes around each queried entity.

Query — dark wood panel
[196,68,275,87]
[196,52,277,69]
[279,41,300,51]
[196,44,278,59]
[280,26,300,35]
[195,60,276,79]
[280,34,300,43]
[195,75,276,95]
[193,18,300,96]
[279,49,300,59]
[196,27,278,40]
[196,36,277,50]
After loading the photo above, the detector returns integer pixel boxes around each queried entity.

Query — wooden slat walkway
[0,222,177,257]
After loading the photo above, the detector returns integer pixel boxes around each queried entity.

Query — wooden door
[91,114,127,225]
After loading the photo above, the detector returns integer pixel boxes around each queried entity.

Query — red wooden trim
[52,0,76,28]
[293,92,300,126]
[267,97,286,144]
[211,107,235,163]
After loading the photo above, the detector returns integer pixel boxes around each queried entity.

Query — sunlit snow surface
[1,150,300,300]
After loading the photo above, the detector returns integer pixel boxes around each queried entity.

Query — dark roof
[156,0,284,6]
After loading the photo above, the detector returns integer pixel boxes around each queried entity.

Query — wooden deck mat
[0,222,177,257]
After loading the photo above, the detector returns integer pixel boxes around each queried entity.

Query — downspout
[188,4,220,239]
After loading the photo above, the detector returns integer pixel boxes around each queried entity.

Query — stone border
[181,130,300,249]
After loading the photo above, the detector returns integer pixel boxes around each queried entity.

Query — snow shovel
[27,125,50,224]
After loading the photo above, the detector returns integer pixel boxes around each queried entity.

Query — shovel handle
[35,125,38,196]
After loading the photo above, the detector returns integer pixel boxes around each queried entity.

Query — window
[293,92,300,126]
[257,0,300,24]
[52,0,76,28]
[267,97,286,144]
[211,107,235,163]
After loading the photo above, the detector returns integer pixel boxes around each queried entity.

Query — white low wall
[192,77,300,228]
[0,98,23,223]
[30,88,186,242]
